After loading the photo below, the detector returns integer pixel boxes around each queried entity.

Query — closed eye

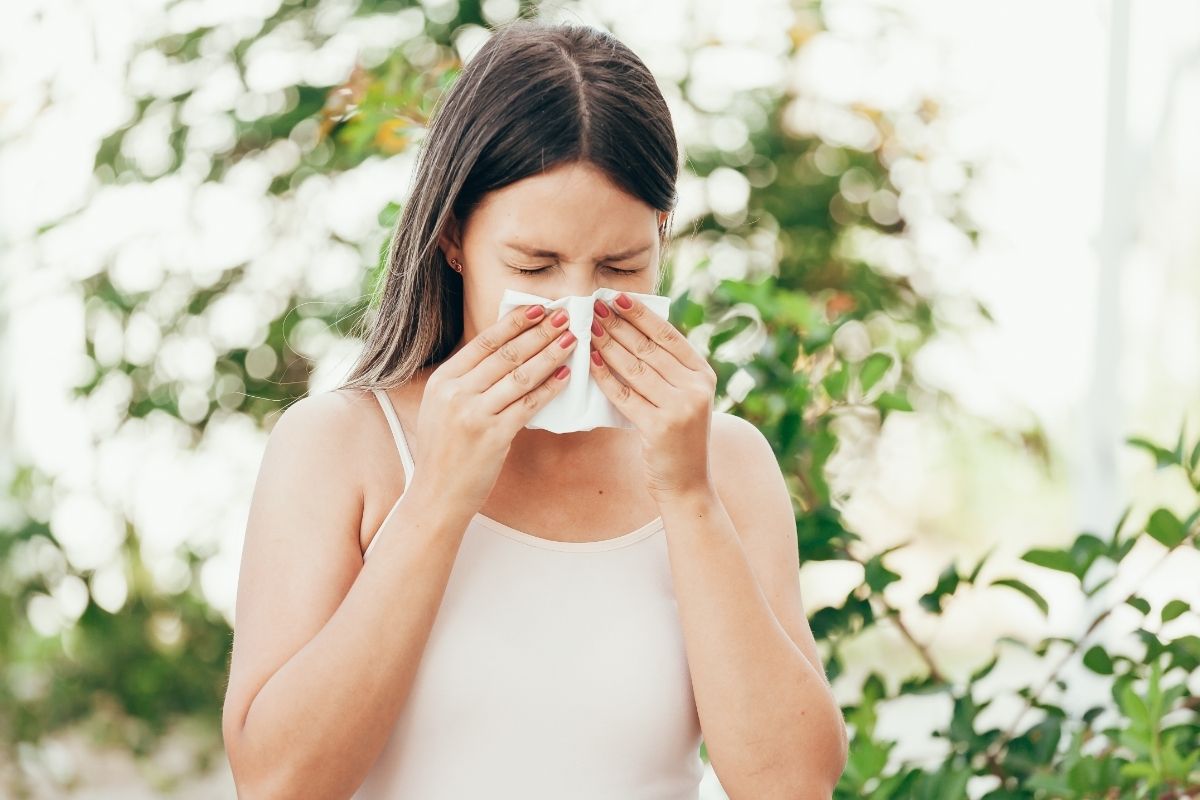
[509,264,642,276]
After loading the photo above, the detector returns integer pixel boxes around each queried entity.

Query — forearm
[230,485,472,799]
[658,485,846,799]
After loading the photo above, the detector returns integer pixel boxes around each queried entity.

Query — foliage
[5,2,1191,799]
[825,427,1200,798]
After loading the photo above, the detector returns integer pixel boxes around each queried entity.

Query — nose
[548,270,602,302]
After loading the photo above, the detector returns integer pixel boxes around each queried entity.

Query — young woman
[221,19,847,800]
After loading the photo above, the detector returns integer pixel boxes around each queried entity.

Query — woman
[221,18,847,800]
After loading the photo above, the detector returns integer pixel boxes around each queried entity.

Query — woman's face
[439,160,668,344]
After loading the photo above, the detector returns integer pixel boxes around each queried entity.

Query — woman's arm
[658,413,849,800]
[221,391,471,799]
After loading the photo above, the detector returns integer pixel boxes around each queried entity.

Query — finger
[496,358,573,430]
[438,303,550,379]
[593,298,692,388]
[588,342,655,428]
[461,306,572,392]
[603,293,709,373]
[480,323,578,413]
[589,318,673,407]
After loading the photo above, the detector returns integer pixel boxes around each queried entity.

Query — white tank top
[353,389,705,799]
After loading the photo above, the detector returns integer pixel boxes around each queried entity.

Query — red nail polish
[555,365,570,379]
[615,293,633,309]
[591,350,603,366]
[590,319,604,336]
[526,305,545,319]
[593,299,610,318]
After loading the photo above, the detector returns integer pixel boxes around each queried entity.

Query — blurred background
[2,0,1198,797]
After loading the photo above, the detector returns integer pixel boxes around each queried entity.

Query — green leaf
[874,391,913,412]
[1126,595,1151,615]
[822,366,849,400]
[1166,634,1200,672]
[858,352,893,393]
[1117,680,1151,730]
[919,563,961,613]
[1161,599,1189,622]
[1068,533,1108,578]
[844,732,890,783]
[1126,436,1179,468]
[966,546,995,583]
[969,655,999,682]
[1082,645,1113,675]
[864,549,902,593]
[990,577,1049,616]
[1021,547,1077,576]
[1112,502,1134,539]
[1146,508,1187,547]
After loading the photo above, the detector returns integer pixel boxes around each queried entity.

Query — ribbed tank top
[352,388,705,799]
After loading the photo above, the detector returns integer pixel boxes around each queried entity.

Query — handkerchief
[497,287,673,433]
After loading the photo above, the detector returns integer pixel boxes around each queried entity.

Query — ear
[437,213,465,264]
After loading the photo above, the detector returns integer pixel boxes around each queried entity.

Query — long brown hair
[336,19,680,392]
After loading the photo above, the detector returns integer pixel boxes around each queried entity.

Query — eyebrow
[502,241,652,262]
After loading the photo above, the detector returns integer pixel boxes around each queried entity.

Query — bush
[828,429,1200,798]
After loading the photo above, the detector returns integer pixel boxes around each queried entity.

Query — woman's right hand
[407,303,577,512]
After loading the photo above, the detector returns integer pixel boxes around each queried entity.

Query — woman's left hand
[588,292,718,502]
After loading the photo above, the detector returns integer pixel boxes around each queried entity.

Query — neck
[508,424,626,472]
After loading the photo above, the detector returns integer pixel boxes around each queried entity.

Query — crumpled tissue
[496,287,672,433]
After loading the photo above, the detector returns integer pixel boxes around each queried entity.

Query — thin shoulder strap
[371,388,416,482]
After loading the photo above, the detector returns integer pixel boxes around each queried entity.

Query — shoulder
[258,389,381,499]
[709,410,793,539]
[710,410,777,478]
[271,389,369,437]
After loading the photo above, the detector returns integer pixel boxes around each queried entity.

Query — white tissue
[497,287,673,433]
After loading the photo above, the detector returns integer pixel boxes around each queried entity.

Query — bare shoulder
[271,388,373,449]
[708,409,794,546]
[710,410,779,487]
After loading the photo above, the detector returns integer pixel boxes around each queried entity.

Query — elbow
[809,708,850,797]
[224,722,296,800]
[819,723,850,798]
[783,713,851,799]
[227,753,296,800]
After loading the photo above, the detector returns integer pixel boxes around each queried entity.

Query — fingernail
[593,299,610,318]
[591,350,604,366]
[526,305,545,319]
[551,309,569,327]
[590,319,604,337]
[558,331,576,348]
[555,365,570,380]
[615,293,633,309]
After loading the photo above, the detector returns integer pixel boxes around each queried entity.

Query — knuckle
[497,342,521,365]
[634,337,658,357]
[476,331,502,354]
[509,366,532,387]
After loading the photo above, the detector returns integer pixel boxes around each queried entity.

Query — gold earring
[449,258,463,273]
